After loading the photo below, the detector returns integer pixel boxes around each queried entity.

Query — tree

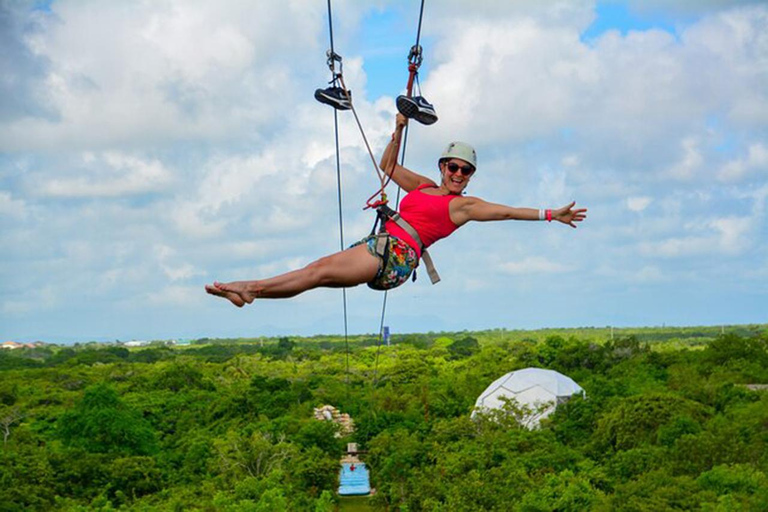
[56,383,157,455]
[0,406,24,445]
[592,394,706,453]
[154,362,212,391]
[291,446,339,493]
[213,430,296,482]
[518,469,602,511]
[704,334,768,367]
[314,490,335,512]
[107,456,163,502]
[294,419,343,457]
[448,336,480,360]
[0,382,18,406]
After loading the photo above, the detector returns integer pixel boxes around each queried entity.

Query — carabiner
[407,44,423,69]
[326,49,343,73]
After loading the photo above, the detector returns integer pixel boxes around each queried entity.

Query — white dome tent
[472,368,585,429]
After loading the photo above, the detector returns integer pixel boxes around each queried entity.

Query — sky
[1,0,767,343]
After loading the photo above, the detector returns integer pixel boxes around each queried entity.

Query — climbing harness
[368,203,441,285]
[353,233,417,291]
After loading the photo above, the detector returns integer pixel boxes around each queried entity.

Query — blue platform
[338,463,371,496]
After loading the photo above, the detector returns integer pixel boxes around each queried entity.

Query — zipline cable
[325,0,350,395]
[326,0,335,56]
[335,107,351,396]
[414,0,425,49]
[373,0,426,388]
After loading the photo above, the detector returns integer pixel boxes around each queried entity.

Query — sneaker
[315,86,352,110]
[396,95,438,125]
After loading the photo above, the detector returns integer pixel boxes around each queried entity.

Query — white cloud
[627,196,652,212]
[596,263,665,283]
[667,137,704,180]
[537,170,569,203]
[639,215,752,257]
[0,191,27,218]
[145,285,207,307]
[562,155,580,167]
[0,1,329,151]
[416,3,768,185]
[710,216,751,253]
[738,183,768,216]
[164,263,203,281]
[683,5,768,126]
[38,152,174,198]
[424,18,592,144]
[155,244,204,282]
[170,203,228,239]
[141,7,256,83]
[194,153,280,213]
[626,1,765,16]
[253,256,310,280]
[633,265,664,283]
[641,236,707,258]
[719,142,768,182]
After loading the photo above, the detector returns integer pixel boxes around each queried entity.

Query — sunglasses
[445,162,475,176]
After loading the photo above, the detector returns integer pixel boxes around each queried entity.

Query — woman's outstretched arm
[379,114,436,192]
[451,197,587,228]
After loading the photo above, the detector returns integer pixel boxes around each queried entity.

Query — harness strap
[419,250,440,285]
[374,234,388,261]
[376,205,441,285]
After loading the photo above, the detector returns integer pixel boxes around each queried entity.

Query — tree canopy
[1,325,767,510]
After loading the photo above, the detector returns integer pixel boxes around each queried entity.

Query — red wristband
[546,209,552,222]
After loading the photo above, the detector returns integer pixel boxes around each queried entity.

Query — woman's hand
[395,113,408,131]
[388,114,408,143]
[553,202,588,228]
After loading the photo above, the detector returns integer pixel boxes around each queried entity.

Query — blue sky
[583,2,680,39]
[1,0,766,343]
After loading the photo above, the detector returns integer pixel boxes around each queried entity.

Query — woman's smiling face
[440,158,475,194]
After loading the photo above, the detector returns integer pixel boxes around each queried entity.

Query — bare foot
[205,283,246,308]
[213,281,259,304]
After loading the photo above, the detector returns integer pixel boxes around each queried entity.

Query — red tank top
[385,184,460,258]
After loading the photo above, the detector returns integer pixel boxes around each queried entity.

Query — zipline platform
[339,443,373,496]
[339,462,371,496]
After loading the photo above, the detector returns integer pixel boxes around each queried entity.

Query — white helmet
[440,141,477,169]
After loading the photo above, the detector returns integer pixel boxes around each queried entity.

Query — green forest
[2,324,767,511]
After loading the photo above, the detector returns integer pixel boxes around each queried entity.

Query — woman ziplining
[205,112,588,307]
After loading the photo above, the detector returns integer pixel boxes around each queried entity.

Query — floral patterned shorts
[353,234,418,291]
